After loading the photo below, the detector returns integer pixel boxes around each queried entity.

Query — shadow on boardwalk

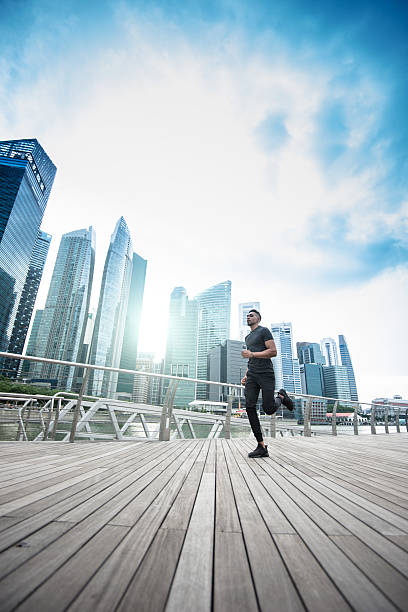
[0,435,407,611]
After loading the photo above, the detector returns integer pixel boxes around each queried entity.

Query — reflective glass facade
[196,280,231,400]
[117,252,147,395]
[164,287,199,407]
[88,217,133,398]
[271,322,302,394]
[28,228,95,390]
[0,139,56,360]
[338,334,359,401]
[3,231,51,377]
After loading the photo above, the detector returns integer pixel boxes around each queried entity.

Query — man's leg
[260,370,281,415]
[244,374,263,443]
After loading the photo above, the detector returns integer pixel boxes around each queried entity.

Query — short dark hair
[248,309,261,320]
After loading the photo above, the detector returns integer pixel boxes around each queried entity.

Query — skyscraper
[338,334,359,401]
[271,322,302,394]
[88,217,133,398]
[238,301,260,341]
[196,280,231,399]
[208,339,247,403]
[0,139,56,358]
[164,287,199,407]
[3,230,51,378]
[320,337,339,367]
[21,309,43,377]
[117,252,147,396]
[28,227,95,390]
[297,342,325,365]
[322,365,351,401]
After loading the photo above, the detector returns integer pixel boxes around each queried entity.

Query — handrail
[0,351,405,442]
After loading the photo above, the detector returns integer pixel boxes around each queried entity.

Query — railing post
[396,408,401,433]
[159,380,179,441]
[304,398,312,437]
[331,401,338,436]
[370,403,377,435]
[69,367,91,443]
[353,404,359,435]
[224,391,233,440]
[406,409,408,433]
[384,405,389,434]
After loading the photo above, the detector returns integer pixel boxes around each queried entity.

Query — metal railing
[0,351,406,442]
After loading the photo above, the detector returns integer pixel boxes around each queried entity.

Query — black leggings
[244,370,281,443]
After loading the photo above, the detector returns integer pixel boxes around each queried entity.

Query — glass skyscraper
[322,365,351,401]
[0,139,56,358]
[164,287,199,407]
[196,280,231,399]
[297,342,325,366]
[271,322,302,394]
[3,230,51,377]
[28,227,95,390]
[320,337,339,366]
[338,334,359,401]
[117,252,147,396]
[238,301,260,341]
[88,217,133,398]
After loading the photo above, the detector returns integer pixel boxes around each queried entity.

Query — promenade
[0,435,407,611]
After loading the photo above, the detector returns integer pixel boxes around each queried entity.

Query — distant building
[132,352,155,404]
[322,365,351,401]
[297,342,325,365]
[207,339,247,403]
[196,280,231,399]
[117,252,147,396]
[4,230,51,378]
[164,287,199,407]
[0,139,56,361]
[338,334,359,401]
[271,322,302,394]
[300,363,325,397]
[88,217,133,398]
[320,337,339,367]
[28,227,95,391]
[21,309,43,377]
[238,301,260,341]
[370,396,408,419]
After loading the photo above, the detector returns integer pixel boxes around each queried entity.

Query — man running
[241,309,294,458]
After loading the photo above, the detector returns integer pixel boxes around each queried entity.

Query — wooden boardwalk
[0,435,407,612]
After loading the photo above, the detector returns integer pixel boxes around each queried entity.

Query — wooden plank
[331,534,408,611]
[224,441,304,612]
[66,441,205,612]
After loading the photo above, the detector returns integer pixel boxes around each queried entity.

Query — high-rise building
[88,217,133,398]
[208,339,247,403]
[320,337,339,367]
[21,308,43,377]
[322,365,351,401]
[3,230,51,377]
[164,287,199,407]
[196,280,231,399]
[271,322,302,394]
[0,139,56,358]
[297,342,325,365]
[117,252,147,396]
[300,363,325,396]
[28,227,95,390]
[338,334,359,402]
[238,301,260,341]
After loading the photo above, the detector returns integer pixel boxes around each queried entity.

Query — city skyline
[1,1,407,401]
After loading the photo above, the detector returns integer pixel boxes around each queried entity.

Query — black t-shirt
[245,325,274,372]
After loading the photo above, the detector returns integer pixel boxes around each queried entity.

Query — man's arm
[241,339,277,360]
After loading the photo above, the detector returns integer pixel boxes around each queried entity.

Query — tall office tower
[322,365,351,401]
[3,230,52,378]
[0,139,56,360]
[149,359,164,406]
[297,342,325,365]
[300,363,325,396]
[21,309,43,377]
[196,280,231,399]
[207,339,247,403]
[88,217,133,398]
[239,301,260,341]
[338,334,359,402]
[271,322,302,394]
[131,352,155,404]
[164,287,199,407]
[320,337,339,367]
[117,252,147,396]
[28,227,95,390]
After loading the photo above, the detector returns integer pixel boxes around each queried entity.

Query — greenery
[0,376,60,396]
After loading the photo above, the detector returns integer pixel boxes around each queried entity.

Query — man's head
[247,309,261,326]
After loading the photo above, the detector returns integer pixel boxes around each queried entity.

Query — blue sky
[1,0,407,400]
